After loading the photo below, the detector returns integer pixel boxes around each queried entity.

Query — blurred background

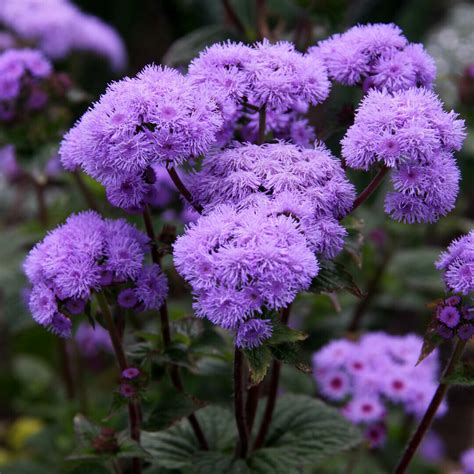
[0,0,473,473]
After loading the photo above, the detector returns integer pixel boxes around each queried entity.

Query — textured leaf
[443,361,474,386]
[244,346,272,384]
[269,342,311,373]
[141,405,236,470]
[310,259,363,298]
[144,388,206,431]
[267,320,307,345]
[248,395,363,472]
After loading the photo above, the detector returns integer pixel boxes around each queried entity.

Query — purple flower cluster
[342,88,465,223]
[0,0,126,70]
[75,322,113,357]
[436,231,474,296]
[0,48,52,119]
[23,211,168,337]
[189,40,330,111]
[188,142,355,258]
[313,333,443,447]
[434,296,473,341]
[173,205,318,347]
[59,66,223,211]
[188,40,329,147]
[310,23,436,92]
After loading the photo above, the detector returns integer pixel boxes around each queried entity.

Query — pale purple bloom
[133,264,168,310]
[0,144,21,181]
[364,423,386,448]
[174,205,318,337]
[313,332,442,446]
[23,211,167,336]
[436,231,474,295]
[235,319,272,349]
[50,312,72,338]
[188,142,354,257]
[437,306,461,328]
[0,0,126,70]
[60,66,223,209]
[310,23,434,92]
[119,383,136,398]
[419,431,445,463]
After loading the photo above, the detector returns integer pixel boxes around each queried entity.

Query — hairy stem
[167,167,203,214]
[245,383,261,435]
[96,292,142,474]
[72,170,99,212]
[234,348,249,458]
[394,339,466,473]
[351,166,389,212]
[253,304,291,450]
[141,207,208,450]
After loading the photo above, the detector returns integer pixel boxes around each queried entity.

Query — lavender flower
[310,23,435,92]
[23,211,168,336]
[235,319,273,349]
[461,448,474,474]
[188,142,355,257]
[60,66,223,210]
[342,88,465,171]
[122,367,140,380]
[173,205,318,339]
[313,333,443,446]
[0,0,126,70]
[188,40,330,111]
[75,322,112,357]
[436,231,474,295]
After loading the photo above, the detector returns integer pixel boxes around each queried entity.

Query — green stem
[96,292,142,474]
[394,339,467,473]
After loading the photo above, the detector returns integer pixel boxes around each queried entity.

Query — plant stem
[346,250,391,333]
[234,348,249,458]
[33,181,48,227]
[167,167,203,214]
[257,106,266,145]
[72,170,99,212]
[96,292,142,474]
[141,207,209,450]
[57,339,75,400]
[222,0,245,33]
[256,0,270,40]
[245,383,261,435]
[252,304,292,450]
[394,339,466,474]
[351,166,389,212]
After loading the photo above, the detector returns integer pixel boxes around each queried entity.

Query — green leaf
[309,260,363,298]
[267,320,307,345]
[244,346,272,384]
[269,343,311,373]
[248,395,363,472]
[141,405,236,470]
[443,361,474,386]
[163,25,234,67]
[417,311,443,365]
[343,216,365,268]
[144,388,206,431]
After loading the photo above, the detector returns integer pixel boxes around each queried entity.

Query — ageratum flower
[436,231,474,295]
[23,211,168,337]
[0,0,126,70]
[0,48,52,118]
[59,66,223,210]
[313,333,443,447]
[188,40,330,111]
[342,87,465,223]
[188,142,355,258]
[173,205,318,343]
[310,23,435,92]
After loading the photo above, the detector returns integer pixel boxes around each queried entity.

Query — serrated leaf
[310,260,363,298]
[267,320,307,345]
[443,361,474,386]
[144,388,206,431]
[244,346,272,384]
[141,405,236,470]
[248,395,363,472]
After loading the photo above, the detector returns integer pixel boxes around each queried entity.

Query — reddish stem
[351,166,389,212]
[167,167,203,214]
